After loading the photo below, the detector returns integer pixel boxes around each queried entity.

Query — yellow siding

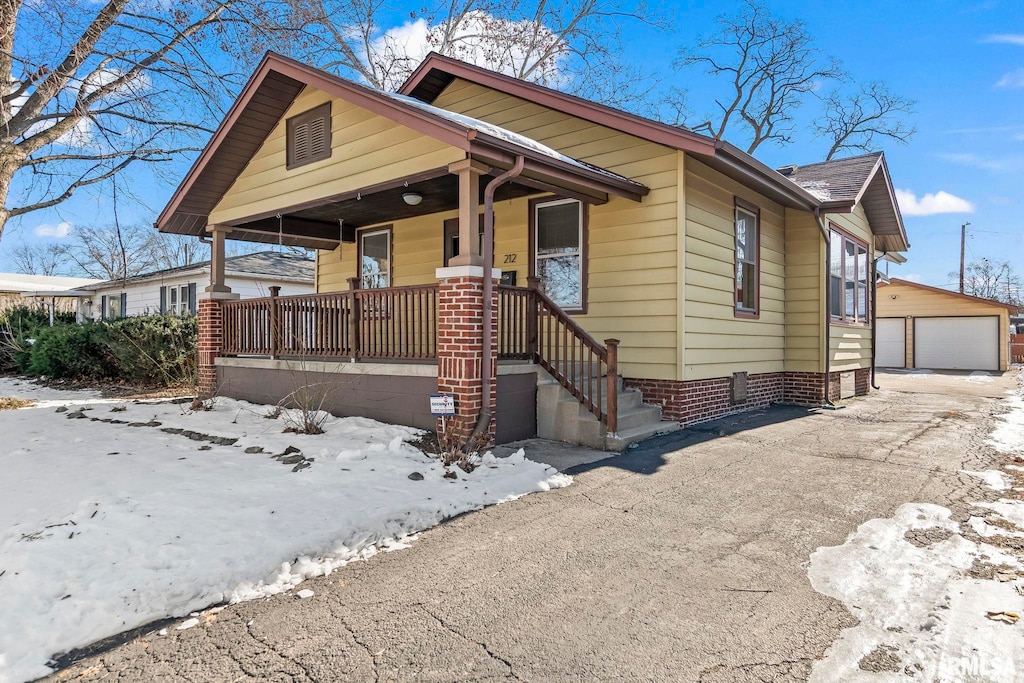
[682,157,787,380]
[877,281,1011,371]
[827,206,874,371]
[785,208,823,373]
[316,197,529,291]
[209,86,464,226]
[433,78,680,380]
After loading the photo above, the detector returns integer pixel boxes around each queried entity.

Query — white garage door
[876,318,906,368]
[915,317,999,371]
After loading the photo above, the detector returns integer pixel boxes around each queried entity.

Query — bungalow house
[74,251,314,322]
[154,52,908,450]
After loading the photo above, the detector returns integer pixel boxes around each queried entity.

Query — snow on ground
[989,392,1024,453]
[0,378,571,683]
[962,469,1013,491]
[808,373,1024,681]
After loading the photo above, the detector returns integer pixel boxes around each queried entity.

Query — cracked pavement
[45,371,1018,682]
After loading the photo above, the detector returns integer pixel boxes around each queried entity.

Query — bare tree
[672,0,843,153]
[150,233,208,270]
[258,0,663,110]
[8,241,69,275]
[0,0,288,241]
[56,223,160,280]
[948,260,1022,308]
[816,82,916,160]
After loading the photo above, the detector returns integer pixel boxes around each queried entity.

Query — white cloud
[895,189,975,216]
[996,68,1024,88]
[938,152,1024,172]
[366,11,568,91]
[898,273,924,283]
[33,221,72,239]
[983,34,1024,46]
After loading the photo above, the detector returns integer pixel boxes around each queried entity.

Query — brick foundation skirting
[626,369,872,427]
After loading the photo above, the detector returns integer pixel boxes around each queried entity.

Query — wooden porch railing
[498,282,619,434]
[1012,334,1024,365]
[222,282,438,360]
[221,280,618,433]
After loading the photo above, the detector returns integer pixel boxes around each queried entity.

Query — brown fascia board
[468,135,648,201]
[400,52,718,156]
[887,278,1017,311]
[158,51,646,232]
[713,141,823,210]
[156,52,477,232]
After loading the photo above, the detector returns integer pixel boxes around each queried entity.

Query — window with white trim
[534,198,583,310]
[735,203,759,315]
[169,285,190,314]
[830,227,870,324]
[360,228,391,289]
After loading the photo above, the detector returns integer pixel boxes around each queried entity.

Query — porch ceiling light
[402,192,423,206]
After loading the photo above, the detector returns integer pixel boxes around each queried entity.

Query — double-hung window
[734,201,760,316]
[533,198,584,312]
[359,228,391,289]
[168,285,190,314]
[829,227,870,324]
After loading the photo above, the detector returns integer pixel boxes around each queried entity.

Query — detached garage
[876,278,1015,372]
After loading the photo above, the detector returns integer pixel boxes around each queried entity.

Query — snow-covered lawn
[808,374,1024,681]
[0,378,570,683]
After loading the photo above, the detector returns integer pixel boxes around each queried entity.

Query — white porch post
[447,159,490,267]
[206,224,233,293]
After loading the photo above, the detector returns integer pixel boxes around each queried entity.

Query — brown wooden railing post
[347,277,360,360]
[605,338,619,435]
[268,286,281,359]
[527,276,541,360]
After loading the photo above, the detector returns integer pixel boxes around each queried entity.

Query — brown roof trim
[158,52,647,235]
[399,52,717,156]
[882,278,1017,311]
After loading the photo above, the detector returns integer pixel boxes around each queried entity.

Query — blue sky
[2,0,1021,291]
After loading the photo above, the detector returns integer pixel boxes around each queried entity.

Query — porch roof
[155,53,648,248]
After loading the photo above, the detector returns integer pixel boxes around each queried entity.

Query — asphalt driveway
[48,370,1019,682]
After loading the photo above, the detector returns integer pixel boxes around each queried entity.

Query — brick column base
[854,367,871,396]
[436,267,498,450]
[197,297,224,399]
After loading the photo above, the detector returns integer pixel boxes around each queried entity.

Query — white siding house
[75,251,314,321]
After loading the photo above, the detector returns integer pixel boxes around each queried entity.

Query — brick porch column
[436,265,499,448]
[198,224,239,398]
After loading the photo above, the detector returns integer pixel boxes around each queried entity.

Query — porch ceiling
[225,170,547,249]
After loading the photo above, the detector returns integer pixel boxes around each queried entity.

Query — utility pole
[959,222,970,294]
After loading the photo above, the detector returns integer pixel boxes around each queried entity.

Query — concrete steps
[537,373,679,451]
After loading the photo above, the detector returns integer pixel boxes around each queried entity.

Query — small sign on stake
[429,394,456,416]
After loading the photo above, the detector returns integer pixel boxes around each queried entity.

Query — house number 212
[503,254,517,263]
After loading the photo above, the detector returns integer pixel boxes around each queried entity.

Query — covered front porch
[155,54,665,449]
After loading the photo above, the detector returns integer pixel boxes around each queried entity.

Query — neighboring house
[876,278,1016,372]
[75,251,314,322]
[0,273,101,315]
[154,52,909,449]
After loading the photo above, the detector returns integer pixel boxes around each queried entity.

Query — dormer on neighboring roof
[779,152,909,253]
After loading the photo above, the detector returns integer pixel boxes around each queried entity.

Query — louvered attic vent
[286,102,331,169]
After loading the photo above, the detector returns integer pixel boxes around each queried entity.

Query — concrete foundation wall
[216,358,538,444]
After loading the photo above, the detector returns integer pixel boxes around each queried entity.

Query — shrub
[104,314,197,387]
[25,323,115,379]
[0,305,76,372]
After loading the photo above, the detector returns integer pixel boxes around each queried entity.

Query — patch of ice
[962,469,1012,491]
[967,515,1024,538]
[976,499,1024,528]
[966,371,994,384]
[295,589,314,600]
[808,503,1024,681]
[988,393,1024,454]
[0,378,571,683]
[175,618,199,631]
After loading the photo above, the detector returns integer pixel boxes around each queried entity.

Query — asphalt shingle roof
[778,152,882,202]
[86,250,314,289]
